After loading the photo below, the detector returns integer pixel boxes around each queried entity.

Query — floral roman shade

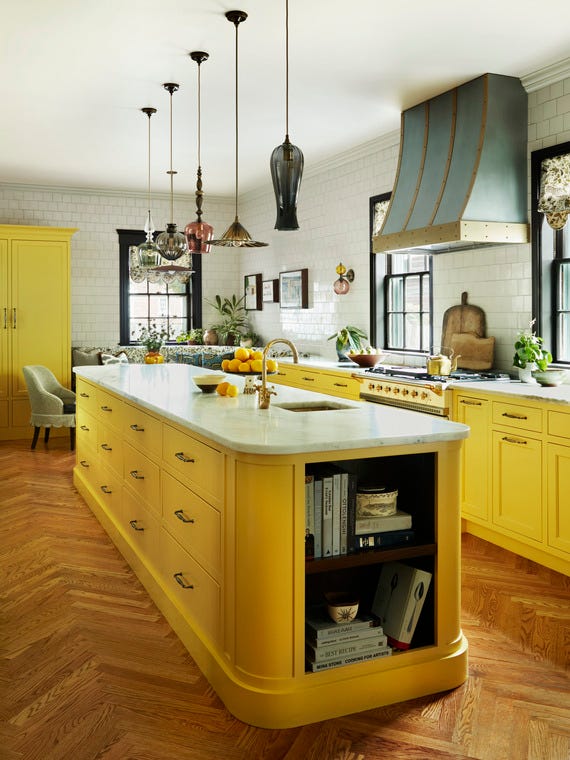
[538,152,570,229]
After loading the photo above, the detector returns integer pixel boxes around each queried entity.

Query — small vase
[203,330,218,346]
[517,366,535,383]
[144,351,164,364]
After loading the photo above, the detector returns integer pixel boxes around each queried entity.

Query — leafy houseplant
[513,321,552,370]
[328,325,368,360]
[134,322,169,353]
[176,328,204,345]
[207,294,249,346]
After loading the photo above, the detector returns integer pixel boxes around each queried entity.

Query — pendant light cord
[147,112,152,217]
[285,0,289,138]
[234,19,239,218]
[169,89,174,223]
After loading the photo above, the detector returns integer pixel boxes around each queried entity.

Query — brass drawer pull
[80,392,90,398]
[302,376,315,382]
[277,371,286,376]
[130,424,145,432]
[80,425,90,431]
[100,443,112,451]
[175,452,195,463]
[100,405,113,412]
[130,470,144,480]
[80,460,89,468]
[502,412,527,420]
[502,436,527,445]
[100,485,112,494]
[333,382,348,388]
[174,572,194,589]
[174,509,194,524]
[460,399,482,406]
[129,519,144,531]
[3,307,6,329]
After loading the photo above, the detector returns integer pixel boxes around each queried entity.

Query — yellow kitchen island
[73,363,469,728]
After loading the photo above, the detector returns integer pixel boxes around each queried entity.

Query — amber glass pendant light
[185,52,214,253]
[156,83,188,261]
[270,0,304,230]
[135,107,162,272]
[210,11,267,248]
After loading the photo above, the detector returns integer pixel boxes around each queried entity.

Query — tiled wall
[1,67,570,371]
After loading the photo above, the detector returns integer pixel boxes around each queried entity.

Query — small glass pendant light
[136,107,162,270]
[210,11,267,248]
[185,51,214,253]
[270,0,304,230]
[156,83,188,261]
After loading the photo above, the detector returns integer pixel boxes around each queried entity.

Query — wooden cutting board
[441,292,486,353]
[450,333,495,370]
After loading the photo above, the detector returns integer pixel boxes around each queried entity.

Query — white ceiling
[2,0,570,198]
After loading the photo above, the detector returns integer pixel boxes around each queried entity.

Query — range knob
[393,387,400,394]
[385,385,391,393]
[368,382,375,390]
[411,390,419,398]
[402,389,409,396]
[421,391,428,400]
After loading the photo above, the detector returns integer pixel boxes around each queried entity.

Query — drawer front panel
[122,487,161,569]
[96,389,124,430]
[76,379,98,417]
[163,426,224,506]
[318,373,361,400]
[76,449,99,492]
[123,442,161,515]
[493,401,543,433]
[548,410,570,441]
[97,424,123,477]
[76,408,98,453]
[123,404,162,459]
[160,528,220,645]
[95,464,123,524]
[162,471,221,581]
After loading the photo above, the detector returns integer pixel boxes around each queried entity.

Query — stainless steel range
[360,365,510,417]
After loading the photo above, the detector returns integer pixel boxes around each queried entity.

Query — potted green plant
[513,320,552,382]
[328,325,368,361]
[240,329,261,348]
[133,322,169,363]
[207,294,249,346]
[176,328,204,345]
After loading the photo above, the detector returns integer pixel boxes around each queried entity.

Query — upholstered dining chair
[22,365,76,450]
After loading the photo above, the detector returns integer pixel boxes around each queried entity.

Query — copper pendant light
[184,51,214,253]
[210,10,268,248]
[134,107,162,272]
[156,83,188,261]
[270,0,303,230]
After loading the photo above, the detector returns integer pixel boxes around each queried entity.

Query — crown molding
[521,57,570,92]
[0,181,228,204]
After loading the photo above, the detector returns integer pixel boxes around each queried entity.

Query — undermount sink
[274,401,355,412]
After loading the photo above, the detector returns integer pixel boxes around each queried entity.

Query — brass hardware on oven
[175,452,195,463]
[173,572,194,589]
[174,510,195,524]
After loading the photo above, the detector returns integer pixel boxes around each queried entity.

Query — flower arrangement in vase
[134,322,169,363]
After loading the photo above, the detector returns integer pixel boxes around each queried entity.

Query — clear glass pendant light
[270,0,303,230]
[156,83,188,261]
[135,107,162,271]
[210,10,267,248]
[185,51,214,253]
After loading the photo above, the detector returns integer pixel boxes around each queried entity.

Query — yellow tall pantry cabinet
[0,225,77,441]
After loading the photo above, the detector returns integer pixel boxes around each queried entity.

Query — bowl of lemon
[193,373,226,393]
[221,347,278,375]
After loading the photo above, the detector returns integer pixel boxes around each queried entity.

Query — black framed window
[117,229,202,345]
[369,194,433,352]
[531,142,570,365]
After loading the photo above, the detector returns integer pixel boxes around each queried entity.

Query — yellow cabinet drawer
[123,442,161,515]
[548,409,570,441]
[76,379,98,418]
[163,425,224,506]
[122,487,161,569]
[76,408,98,453]
[160,527,221,645]
[162,471,221,581]
[492,401,543,433]
[97,423,123,477]
[317,373,361,400]
[94,464,123,524]
[76,449,99,492]
[123,403,162,459]
[96,388,124,429]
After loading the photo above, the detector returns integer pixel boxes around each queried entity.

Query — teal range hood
[373,73,530,254]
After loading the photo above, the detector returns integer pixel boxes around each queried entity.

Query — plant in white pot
[513,320,552,383]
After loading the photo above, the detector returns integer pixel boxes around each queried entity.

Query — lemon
[238,362,251,372]
[251,359,263,373]
[221,359,231,371]
[226,384,239,397]
[266,358,278,372]
[252,350,263,361]
[216,381,229,396]
[228,358,242,373]
[234,347,250,362]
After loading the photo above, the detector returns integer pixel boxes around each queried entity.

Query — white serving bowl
[192,373,226,393]
[532,369,566,387]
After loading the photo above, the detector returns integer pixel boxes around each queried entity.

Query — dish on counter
[192,373,226,393]
[531,369,566,387]
[348,352,385,368]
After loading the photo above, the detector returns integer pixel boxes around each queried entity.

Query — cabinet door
[547,443,570,555]
[456,395,490,522]
[10,239,70,412]
[0,240,9,428]
[492,430,542,541]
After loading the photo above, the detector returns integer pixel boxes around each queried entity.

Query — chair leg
[44,427,50,444]
[70,427,76,451]
[31,427,40,449]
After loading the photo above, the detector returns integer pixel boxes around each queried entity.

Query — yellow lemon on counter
[226,384,239,397]
[266,358,278,372]
[216,381,230,396]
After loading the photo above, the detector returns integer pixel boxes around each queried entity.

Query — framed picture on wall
[262,279,279,303]
[279,268,308,309]
[244,273,262,311]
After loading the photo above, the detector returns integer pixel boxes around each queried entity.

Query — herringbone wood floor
[1,439,569,760]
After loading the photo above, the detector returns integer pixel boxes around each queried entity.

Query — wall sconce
[333,263,354,295]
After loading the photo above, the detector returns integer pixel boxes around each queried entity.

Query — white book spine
[322,476,333,557]
[307,634,389,662]
[307,646,392,672]
[332,472,341,556]
[314,479,323,558]
[305,475,315,536]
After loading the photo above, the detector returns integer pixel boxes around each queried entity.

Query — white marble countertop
[75,364,469,455]
[450,379,570,405]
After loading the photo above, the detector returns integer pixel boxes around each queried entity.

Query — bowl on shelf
[324,592,360,624]
[192,373,226,393]
[347,353,385,369]
[531,369,567,387]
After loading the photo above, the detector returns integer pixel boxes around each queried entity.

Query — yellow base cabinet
[272,363,362,400]
[75,377,468,728]
[0,225,76,441]
[454,389,570,576]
